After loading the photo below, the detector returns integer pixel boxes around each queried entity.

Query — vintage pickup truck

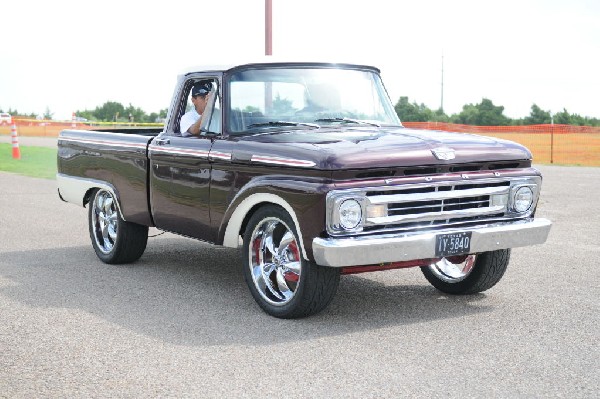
[57,60,552,318]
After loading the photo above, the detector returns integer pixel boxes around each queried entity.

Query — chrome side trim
[148,146,232,161]
[56,174,126,220]
[312,218,552,267]
[59,137,147,150]
[251,155,316,168]
[209,151,232,161]
[148,146,210,158]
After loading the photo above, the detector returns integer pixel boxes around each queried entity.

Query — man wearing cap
[180,80,213,136]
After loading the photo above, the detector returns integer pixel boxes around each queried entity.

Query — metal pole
[264,0,273,112]
[550,111,554,164]
[265,0,272,55]
[440,52,444,113]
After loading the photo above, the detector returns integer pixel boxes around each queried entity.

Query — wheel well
[82,187,126,221]
[222,194,308,260]
[239,202,286,238]
[83,187,97,207]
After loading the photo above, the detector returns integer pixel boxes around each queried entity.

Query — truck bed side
[57,129,159,226]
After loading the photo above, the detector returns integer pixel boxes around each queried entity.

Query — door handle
[155,138,170,145]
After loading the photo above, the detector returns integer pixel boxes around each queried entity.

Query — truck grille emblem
[431,147,455,160]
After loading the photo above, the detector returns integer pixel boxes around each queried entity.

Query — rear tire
[88,188,148,264]
[421,249,511,294]
[242,205,340,318]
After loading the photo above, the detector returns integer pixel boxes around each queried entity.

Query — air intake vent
[355,170,396,179]
[489,162,520,170]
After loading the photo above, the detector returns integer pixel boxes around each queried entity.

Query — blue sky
[0,0,598,120]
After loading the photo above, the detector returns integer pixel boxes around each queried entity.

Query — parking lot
[0,165,598,397]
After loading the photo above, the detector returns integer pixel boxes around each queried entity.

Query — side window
[169,80,193,135]
[178,77,221,136]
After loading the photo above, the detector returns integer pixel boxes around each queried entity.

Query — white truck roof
[179,56,379,76]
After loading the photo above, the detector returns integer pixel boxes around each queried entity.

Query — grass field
[0,144,57,179]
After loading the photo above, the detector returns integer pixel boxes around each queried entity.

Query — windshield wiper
[314,117,381,127]
[247,121,320,129]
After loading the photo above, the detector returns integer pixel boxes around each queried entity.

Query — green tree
[76,110,96,121]
[147,112,159,123]
[243,105,262,114]
[569,113,587,126]
[524,104,551,124]
[147,108,169,123]
[394,97,434,122]
[43,106,54,120]
[553,108,572,125]
[3,108,35,118]
[93,101,125,122]
[124,103,147,123]
[585,117,600,127]
[451,103,478,125]
[431,108,450,123]
[272,94,296,115]
[452,98,510,126]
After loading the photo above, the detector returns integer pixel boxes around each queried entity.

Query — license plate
[435,232,472,257]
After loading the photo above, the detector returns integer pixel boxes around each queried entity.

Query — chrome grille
[364,181,511,233]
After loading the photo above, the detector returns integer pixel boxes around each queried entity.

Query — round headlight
[339,199,362,229]
[514,186,534,213]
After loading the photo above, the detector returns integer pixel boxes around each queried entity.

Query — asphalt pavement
[0,165,598,398]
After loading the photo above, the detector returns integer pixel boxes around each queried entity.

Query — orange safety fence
[1,119,598,167]
[403,122,600,167]
[0,118,163,137]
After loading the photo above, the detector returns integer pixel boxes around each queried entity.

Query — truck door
[148,75,220,242]
[150,134,214,241]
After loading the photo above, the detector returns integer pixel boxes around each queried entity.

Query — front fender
[219,177,331,262]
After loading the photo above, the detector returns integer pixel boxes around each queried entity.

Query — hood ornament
[431,147,456,161]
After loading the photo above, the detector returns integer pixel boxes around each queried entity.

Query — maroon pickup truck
[57,60,552,318]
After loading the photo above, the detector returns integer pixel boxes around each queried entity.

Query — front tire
[421,249,511,294]
[242,205,340,318]
[88,188,148,264]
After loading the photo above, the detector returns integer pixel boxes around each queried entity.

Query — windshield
[227,67,401,133]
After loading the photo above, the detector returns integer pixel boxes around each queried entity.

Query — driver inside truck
[180,80,215,136]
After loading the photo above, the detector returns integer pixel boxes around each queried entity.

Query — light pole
[265,0,273,112]
[440,52,444,114]
[265,0,272,55]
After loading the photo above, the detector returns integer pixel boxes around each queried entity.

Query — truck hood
[234,127,532,170]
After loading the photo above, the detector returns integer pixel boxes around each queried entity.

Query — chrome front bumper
[312,218,552,267]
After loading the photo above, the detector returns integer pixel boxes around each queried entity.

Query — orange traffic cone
[11,119,21,160]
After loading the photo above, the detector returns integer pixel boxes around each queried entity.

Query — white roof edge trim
[178,57,380,77]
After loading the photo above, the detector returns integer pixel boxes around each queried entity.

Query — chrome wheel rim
[428,255,477,283]
[249,217,302,306]
[92,190,118,254]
